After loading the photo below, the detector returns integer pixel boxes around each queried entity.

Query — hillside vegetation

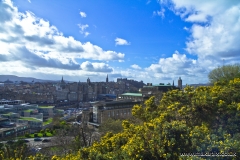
[78,78,240,159]
[1,79,240,159]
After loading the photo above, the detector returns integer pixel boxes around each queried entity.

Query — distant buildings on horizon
[0,74,208,87]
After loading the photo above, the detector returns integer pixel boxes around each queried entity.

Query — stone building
[83,100,140,128]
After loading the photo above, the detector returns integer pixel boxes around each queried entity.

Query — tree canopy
[208,64,240,84]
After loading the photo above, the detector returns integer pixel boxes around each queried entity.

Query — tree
[99,118,123,136]
[208,64,240,84]
[34,133,38,137]
[0,140,33,160]
[25,132,30,138]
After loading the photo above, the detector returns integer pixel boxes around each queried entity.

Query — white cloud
[78,24,88,31]
[153,8,165,18]
[84,32,90,37]
[0,1,125,78]
[183,26,189,31]
[81,42,124,61]
[80,61,113,72]
[160,0,240,61]
[27,0,31,3]
[79,11,87,18]
[131,64,141,70]
[78,24,90,37]
[146,51,204,75]
[186,7,240,59]
[115,37,130,46]
[140,51,210,84]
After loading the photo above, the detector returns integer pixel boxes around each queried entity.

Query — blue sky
[0,0,240,85]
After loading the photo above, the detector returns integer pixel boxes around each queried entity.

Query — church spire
[106,74,109,83]
[87,77,91,85]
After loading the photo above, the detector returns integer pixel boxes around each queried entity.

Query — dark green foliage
[99,118,123,135]
[208,64,240,84]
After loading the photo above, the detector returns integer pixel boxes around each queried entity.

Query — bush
[34,133,38,137]
[25,133,30,138]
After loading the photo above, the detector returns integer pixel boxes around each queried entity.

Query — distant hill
[0,75,57,83]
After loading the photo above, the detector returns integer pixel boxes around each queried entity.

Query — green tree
[0,140,32,160]
[99,118,123,135]
[24,132,30,138]
[208,64,240,84]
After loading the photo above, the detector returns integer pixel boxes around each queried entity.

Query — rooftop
[0,118,9,121]
[143,84,174,87]
[106,99,140,105]
[121,93,142,97]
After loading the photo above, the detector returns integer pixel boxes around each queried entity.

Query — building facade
[82,99,141,128]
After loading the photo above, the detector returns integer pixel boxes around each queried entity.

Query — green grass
[43,118,53,125]
[23,109,32,112]
[49,146,62,151]
[1,112,13,116]
[19,117,42,122]
[39,106,54,108]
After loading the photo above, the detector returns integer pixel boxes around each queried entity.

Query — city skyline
[0,0,240,85]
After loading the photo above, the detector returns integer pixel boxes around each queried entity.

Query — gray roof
[121,93,142,96]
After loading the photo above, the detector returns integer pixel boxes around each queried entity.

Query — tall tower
[87,77,91,85]
[172,80,174,86]
[60,76,66,89]
[106,74,109,83]
[178,77,182,89]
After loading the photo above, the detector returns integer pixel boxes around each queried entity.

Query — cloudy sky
[0,0,240,85]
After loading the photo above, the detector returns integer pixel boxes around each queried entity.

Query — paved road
[0,137,52,149]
